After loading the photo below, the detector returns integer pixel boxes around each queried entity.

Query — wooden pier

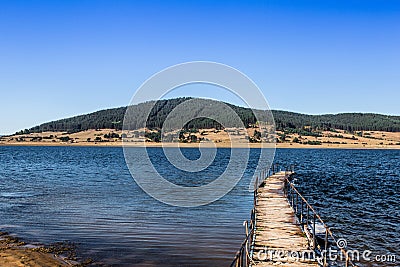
[251,171,318,267]
[231,166,357,267]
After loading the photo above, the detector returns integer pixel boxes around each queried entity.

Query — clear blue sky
[1,0,399,135]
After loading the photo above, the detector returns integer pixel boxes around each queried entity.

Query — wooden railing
[231,165,357,267]
[230,209,255,267]
[284,176,358,267]
[230,164,289,267]
[253,163,294,190]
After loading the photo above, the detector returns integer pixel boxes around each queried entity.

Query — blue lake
[0,147,398,266]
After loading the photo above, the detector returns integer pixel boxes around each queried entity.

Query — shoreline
[1,141,400,149]
[2,128,400,150]
[0,232,83,267]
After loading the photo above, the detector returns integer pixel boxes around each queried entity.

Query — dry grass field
[1,128,400,149]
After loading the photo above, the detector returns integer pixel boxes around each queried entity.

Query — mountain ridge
[16,97,400,134]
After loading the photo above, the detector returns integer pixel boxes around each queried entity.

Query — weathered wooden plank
[251,171,319,267]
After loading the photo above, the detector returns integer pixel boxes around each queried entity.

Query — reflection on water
[0,147,399,266]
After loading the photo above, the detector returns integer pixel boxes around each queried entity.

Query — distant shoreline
[1,141,400,149]
[2,128,400,150]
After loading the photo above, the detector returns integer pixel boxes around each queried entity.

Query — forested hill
[273,111,400,132]
[19,98,400,134]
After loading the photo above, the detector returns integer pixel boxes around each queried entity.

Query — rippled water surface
[0,147,398,266]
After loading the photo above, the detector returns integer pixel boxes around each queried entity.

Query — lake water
[0,147,398,266]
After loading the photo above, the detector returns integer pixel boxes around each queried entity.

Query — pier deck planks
[251,171,319,267]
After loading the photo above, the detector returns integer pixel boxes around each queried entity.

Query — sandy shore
[1,140,400,149]
[0,232,80,267]
[1,128,400,149]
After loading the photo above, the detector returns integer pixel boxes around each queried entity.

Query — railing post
[244,220,249,239]
[284,179,288,197]
[324,228,328,266]
[291,189,294,207]
[300,199,304,225]
[244,220,249,267]
[313,213,316,249]
[254,189,256,207]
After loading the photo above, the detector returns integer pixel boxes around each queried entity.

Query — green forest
[17,97,400,134]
